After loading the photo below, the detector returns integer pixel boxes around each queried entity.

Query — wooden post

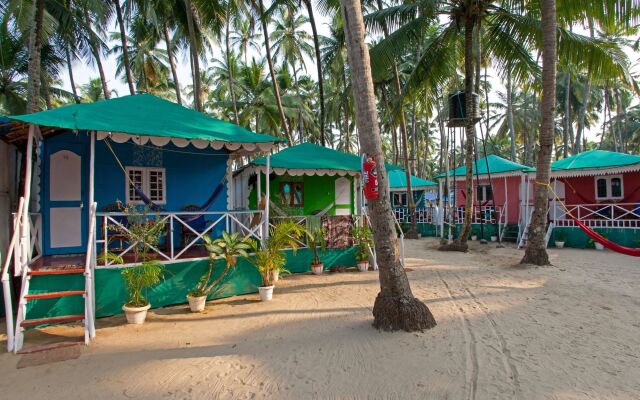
[88,131,96,338]
[20,125,35,271]
[264,155,270,240]
[256,168,262,242]
[438,179,444,238]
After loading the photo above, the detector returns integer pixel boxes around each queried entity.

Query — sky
[59,5,639,145]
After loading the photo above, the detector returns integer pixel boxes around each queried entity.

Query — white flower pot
[471,235,478,241]
[258,285,274,301]
[555,241,565,249]
[490,236,498,242]
[187,295,207,313]
[123,303,151,324]
[311,263,324,275]
[595,243,605,251]
[357,261,369,272]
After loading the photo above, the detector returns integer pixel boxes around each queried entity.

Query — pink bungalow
[436,155,533,242]
[544,150,640,248]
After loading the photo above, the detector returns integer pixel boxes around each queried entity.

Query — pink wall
[559,172,640,205]
[452,175,521,224]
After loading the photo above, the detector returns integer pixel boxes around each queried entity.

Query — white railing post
[1,198,23,352]
[170,215,174,260]
[264,155,271,242]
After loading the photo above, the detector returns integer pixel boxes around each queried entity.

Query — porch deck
[30,246,210,271]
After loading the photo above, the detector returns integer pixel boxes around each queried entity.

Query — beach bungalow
[234,142,403,270]
[388,170,438,235]
[435,154,533,241]
[0,94,284,352]
[544,150,640,248]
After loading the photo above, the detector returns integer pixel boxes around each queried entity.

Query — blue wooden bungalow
[0,94,282,352]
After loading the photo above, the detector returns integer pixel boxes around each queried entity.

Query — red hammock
[568,214,640,257]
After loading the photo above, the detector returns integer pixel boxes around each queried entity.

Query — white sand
[1,239,639,399]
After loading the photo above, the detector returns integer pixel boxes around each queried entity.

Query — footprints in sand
[436,270,521,400]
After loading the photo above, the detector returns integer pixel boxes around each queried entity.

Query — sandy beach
[1,238,639,399]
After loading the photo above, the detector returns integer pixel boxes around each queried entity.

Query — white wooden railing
[552,203,640,229]
[96,210,264,267]
[454,205,504,225]
[1,197,24,352]
[393,206,437,224]
[84,203,97,343]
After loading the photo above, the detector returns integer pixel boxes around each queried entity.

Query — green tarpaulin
[435,154,533,178]
[388,170,436,190]
[251,142,400,172]
[7,94,282,144]
[551,150,640,171]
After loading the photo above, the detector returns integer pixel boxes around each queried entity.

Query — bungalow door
[44,143,87,255]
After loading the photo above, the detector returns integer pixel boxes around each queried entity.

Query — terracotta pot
[311,263,324,275]
[357,261,369,272]
[258,286,274,301]
[187,295,207,312]
[123,303,151,324]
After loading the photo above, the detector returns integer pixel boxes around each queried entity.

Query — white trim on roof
[550,163,640,178]
[96,131,275,153]
[437,171,527,180]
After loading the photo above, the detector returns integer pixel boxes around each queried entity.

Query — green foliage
[121,260,164,307]
[352,225,374,262]
[248,220,306,286]
[555,230,566,241]
[306,227,326,265]
[110,205,166,263]
[189,231,252,297]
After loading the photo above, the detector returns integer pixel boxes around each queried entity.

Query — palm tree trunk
[452,14,476,249]
[163,22,182,105]
[506,68,516,161]
[225,15,240,124]
[304,0,326,146]
[27,0,45,113]
[563,71,570,157]
[614,89,625,151]
[521,0,556,266]
[66,46,80,103]
[84,9,110,99]
[339,0,436,332]
[113,0,135,95]
[184,0,202,111]
[257,0,293,145]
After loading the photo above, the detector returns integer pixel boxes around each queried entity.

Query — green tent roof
[435,154,533,178]
[7,94,282,144]
[551,150,640,171]
[388,169,436,190]
[251,142,400,172]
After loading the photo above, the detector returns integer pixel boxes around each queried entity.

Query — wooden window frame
[594,175,624,201]
[279,181,304,206]
[125,166,167,205]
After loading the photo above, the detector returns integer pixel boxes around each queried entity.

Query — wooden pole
[264,155,270,240]
[20,125,35,270]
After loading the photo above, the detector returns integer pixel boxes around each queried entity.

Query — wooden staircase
[14,265,90,353]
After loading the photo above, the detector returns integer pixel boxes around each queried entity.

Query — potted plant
[121,261,164,324]
[112,205,165,324]
[352,225,374,272]
[470,229,478,241]
[249,221,306,301]
[307,227,326,275]
[554,230,566,249]
[588,232,607,251]
[187,231,251,312]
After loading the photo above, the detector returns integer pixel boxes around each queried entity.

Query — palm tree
[0,25,28,114]
[270,8,314,84]
[338,0,436,331]
[26,0,46,112]
[230,19,261,66]
[521,0,556,266]
[254,0,294,145]
[183,0,202,110]
[112,0,136,94]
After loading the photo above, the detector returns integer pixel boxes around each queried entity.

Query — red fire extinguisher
[362,155,379,200]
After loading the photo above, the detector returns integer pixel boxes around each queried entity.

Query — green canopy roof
[388,170,436,190]
[251,142,400,173]
[6,94,282,144]
[551,150,640,171]
[435,154,532,178]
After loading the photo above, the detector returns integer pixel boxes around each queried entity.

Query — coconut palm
[112,0,136,94]
[0,25,28,115]
[339,0,436,331]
